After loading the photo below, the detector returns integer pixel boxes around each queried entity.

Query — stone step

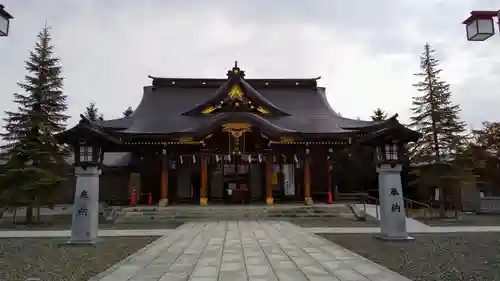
[113,204,354,224]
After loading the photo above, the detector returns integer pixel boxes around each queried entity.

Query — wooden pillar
[200,155,208,206]
[304,154,313,205]
[266,154,274,205]
[159,149,169,206]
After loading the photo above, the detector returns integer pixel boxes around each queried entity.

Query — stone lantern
[69,139,104,244]
[373,140,413,240]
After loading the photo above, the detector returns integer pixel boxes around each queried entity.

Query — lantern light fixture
[375,141,400,164]
[76,139,103,167]
[0,5,13,37]
[462,10,500,41]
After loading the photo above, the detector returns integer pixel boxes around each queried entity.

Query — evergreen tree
[123,106,133,117]
[84,102,104,121]
[409,43,469,216]
[0,26,69,223]
[370,108,388,121]
[472,121,500,192]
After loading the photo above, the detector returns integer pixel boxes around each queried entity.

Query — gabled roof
[183,76,290,116]
[56,115,122,145]
[97,64,398,136]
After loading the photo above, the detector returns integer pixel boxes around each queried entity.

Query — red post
[148,192,153,205]
[327,191,333,204]
[130,188,136,205]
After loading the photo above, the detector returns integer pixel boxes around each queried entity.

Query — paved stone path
[91,221,410,281]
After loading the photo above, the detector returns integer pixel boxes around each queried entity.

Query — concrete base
[200,197,208,206]
[375,234,414,241]
[305,197,314,205]
[266,197,274,205]
[158,198,169,207]
[59,239,100,247]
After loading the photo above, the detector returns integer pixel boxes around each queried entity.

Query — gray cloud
[1,0,500,132]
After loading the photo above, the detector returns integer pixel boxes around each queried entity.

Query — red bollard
[130,188,136,205]
[148,192,153,205]
[327,191,333,204]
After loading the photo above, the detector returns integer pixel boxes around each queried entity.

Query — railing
[338,191,436,219]
[361,193,380,219]
[479,197,500,213]
[403,197,435,218]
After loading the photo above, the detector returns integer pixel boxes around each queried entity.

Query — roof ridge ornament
[227,60,245,78]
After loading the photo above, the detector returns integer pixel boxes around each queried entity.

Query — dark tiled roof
[102,79,384,135]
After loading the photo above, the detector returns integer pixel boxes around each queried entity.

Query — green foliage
[470,122,500,193]
[409,43,468,163]
[370,108,388,121]
[474,121,500,157]
[408,43,470,214]
[0,26,68,223]
[123,106,133,117]
[84,102,104,121]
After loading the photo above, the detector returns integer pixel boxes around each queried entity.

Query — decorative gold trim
[179,136,194,142]
[304,197,314,205]
[266,197,274,205]
[257,106,270,114]
[222,123,252,138]
[201,106,215,114]
[279,136,295,143]
[228,84,244,100]
[200,197,208,206]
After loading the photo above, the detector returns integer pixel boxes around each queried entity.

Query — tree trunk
[36,205,41,223]
[25,205,33,224]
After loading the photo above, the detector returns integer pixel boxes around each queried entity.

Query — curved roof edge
[184,112,296,137]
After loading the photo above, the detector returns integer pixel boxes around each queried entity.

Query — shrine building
[56,63,420,206]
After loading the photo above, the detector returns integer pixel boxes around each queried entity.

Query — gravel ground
[0,236,160,281]
[321,232,500,281]
[418,213,500,226]
[0,215,183,230]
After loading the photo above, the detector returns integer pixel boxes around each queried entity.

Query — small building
[57,63,419,206]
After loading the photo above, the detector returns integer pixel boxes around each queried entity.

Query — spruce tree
[123,106,133,117]
[370,108,388,121]
[409,43,469,216]
[0,26,69,223]
[84,102,104,121]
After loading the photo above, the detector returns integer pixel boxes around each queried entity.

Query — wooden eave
[56,116,122,146]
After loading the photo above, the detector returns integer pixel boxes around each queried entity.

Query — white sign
[283,164,295,196]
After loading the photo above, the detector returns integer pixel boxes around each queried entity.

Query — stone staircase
[113,204,354,224]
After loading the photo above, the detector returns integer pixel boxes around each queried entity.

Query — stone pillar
[158,149,169,207]
[377,164,411,240]
[266,154,274,205]
[304,156,313,205]
[200,155,208,206]
[69,166,101,244]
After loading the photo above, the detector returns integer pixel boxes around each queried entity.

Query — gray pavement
[90,221,411,281]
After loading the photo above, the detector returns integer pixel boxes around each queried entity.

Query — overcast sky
[1,0,500,131]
